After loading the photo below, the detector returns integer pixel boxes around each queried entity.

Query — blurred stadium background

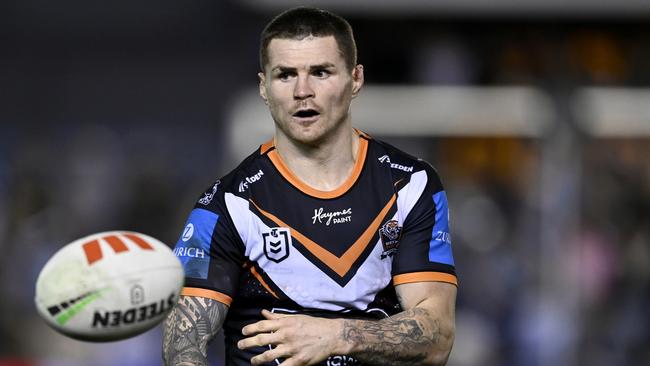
[1,0,649,365]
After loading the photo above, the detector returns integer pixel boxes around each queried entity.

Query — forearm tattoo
[162,296,227,366]
[342,308,443,366]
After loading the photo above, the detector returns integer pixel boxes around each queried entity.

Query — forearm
[339,307,454,366]
[162,296,228,366]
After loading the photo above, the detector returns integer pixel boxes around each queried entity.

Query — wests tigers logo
[379,220,402,259]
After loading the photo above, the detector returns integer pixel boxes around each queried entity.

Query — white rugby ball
[34,231,184,342]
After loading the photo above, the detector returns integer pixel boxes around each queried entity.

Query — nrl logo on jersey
[378,155,413,173]
[238,169,265,193]
[379,219,402,259]
[262,227,291,263]
[198,180,220,205]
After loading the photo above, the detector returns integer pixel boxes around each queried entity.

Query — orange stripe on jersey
[82,240,102,265]
[181,287,233,306]
[251,193,396,278]
[104,235,129,253]
[393,272,458,286]
[249,266,280,299]
[260,140,275,154]
[123,233,154,250]
[266,138,368,199]
[354,128,371,139]
[262,130,369,155]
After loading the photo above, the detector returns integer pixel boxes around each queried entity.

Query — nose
[293,74,314,100]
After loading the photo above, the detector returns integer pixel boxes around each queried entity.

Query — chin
[283,123,328,145]
[291,131,325,146]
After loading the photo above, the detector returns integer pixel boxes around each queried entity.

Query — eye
[312,69,331,78]
[277,72,295,81]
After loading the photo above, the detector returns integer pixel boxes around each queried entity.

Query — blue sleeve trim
[429,191,455,266]
[173,208,219,279]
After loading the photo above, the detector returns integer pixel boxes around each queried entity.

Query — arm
[238,281,456,366]
[162,295,229,366]
[341,281,456,366]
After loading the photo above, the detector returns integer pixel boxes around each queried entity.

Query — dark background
[1,1,649,365]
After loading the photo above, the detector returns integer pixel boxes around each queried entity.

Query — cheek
[328,87,353,113]
[267,85,293,108]
[265,92,285,113]
[267,100,284,121]
[266,97,295,127]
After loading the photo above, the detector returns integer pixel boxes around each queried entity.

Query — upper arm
[164,180,244,365]
[396,281,457,341]
[392,164,457,287]
[174,182,247,307]
[395,281,457,314]
[394,282,457,365]
[392,162,458,334]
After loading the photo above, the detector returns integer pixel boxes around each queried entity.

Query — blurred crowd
[1,3,649,366]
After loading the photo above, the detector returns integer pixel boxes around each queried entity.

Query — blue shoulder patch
[429,191,454,266]
[173,208,219,279]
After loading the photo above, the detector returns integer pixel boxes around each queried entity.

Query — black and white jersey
[173,130,457,365]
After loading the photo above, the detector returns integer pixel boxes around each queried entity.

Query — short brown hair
[259,7,357,72]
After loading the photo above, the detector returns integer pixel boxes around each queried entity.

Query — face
[259,36,364,146]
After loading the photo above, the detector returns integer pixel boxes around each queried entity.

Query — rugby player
[163,6,457,366]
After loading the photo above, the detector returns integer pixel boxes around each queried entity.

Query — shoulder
[193,144,270,209]
[366,135,444,193]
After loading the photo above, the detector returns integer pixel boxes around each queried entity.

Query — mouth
[292,109,320,122]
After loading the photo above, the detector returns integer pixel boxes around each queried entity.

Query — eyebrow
[271,63,337,73]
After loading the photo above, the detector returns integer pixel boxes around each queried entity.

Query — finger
[242,319,279,336]
[261,309,284,320]
[237,332,280,349]
[250,344,291,365]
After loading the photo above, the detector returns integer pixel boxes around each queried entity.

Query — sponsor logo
[433,230,452,245]
[181,223,194,242]
[238,169,265,192]
[311,207,352,226]
[263,227,291,263]
[198,180,220,205]
[174,209,217,280]
[130,285,145,306]
[92,293,176,328]
[379,219,402,259]
[377,155,413,173]
[173,247,206,259]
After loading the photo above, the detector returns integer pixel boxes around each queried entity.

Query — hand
[237,309,346,366]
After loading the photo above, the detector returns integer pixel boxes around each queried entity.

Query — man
[163,6,457,366]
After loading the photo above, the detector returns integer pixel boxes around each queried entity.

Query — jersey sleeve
[172,181,245,306]
[392,164,457,287]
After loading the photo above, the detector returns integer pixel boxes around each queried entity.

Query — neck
[274,128,360,192]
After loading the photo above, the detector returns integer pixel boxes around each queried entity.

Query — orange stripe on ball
[82,240,102,265]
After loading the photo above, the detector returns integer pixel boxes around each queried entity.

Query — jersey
[172,130,457,366]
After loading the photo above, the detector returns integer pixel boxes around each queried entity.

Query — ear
[258,72,268,105]
[351,64,364,99]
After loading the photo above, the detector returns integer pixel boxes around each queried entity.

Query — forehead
[266,36,345,69]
